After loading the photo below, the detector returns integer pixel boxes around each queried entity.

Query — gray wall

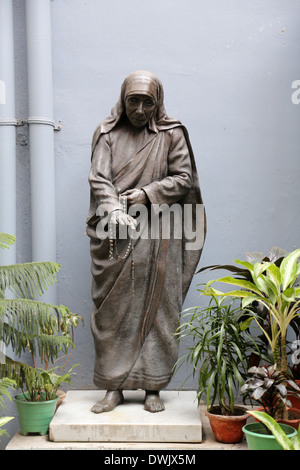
[2,0,300,448]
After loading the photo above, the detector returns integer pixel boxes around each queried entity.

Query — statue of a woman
[86,71,206,413]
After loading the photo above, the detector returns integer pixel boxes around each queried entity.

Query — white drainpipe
[26,0,57,303]
[0,0,17,265]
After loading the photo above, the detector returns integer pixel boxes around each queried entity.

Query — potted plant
[0,233,83,435]
[13,364,77,436]
[243,410,298,450]
[203,247,300,420]
[176,292,259,443]
[240,363,300,429]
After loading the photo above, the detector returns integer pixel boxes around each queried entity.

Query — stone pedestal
[6,391,250,450]
[49,390,202,443]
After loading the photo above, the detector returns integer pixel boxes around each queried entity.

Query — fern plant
[0,378,15,440]
[0,233,82,396]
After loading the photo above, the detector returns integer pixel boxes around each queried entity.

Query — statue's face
[125,94,156,128]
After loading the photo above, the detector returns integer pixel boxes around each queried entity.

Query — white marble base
[49,390,202,443]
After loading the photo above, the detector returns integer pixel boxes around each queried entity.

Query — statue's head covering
[123,70,159,102]
[92,71,181,151]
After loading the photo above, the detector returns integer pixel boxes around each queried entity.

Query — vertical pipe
[0,0,17,266]
[26,0,57,303]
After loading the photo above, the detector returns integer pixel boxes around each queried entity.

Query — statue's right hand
[110,210,137,230]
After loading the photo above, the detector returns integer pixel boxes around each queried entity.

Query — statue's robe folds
[86,120,206,391]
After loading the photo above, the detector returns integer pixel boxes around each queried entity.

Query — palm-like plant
[176,293,260,415]
[0,233,82,393]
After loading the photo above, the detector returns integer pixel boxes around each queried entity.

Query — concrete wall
[2,0,300,448]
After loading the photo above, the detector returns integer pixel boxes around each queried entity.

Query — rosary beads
[108,195,135,294]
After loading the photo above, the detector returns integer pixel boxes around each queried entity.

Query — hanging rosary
[108,195,135,295]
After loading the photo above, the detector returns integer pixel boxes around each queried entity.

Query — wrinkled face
[125,94,157,128]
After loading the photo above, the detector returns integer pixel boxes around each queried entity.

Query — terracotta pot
[253,406,300,430]
[56,389,66,409]
[205,406,249,443]
[277,407,300,430]
[287,379,300,410]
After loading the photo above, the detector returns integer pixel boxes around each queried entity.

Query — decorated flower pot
[205,406,249,443]
[14,393,59,436]
[242,422,297,450]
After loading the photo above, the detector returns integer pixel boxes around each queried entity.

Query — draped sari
[86,71,206,391]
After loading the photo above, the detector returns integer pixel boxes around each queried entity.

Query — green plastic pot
[13,392,59,436]
[242,422,297,450]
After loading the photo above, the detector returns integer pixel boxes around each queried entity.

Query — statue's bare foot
[91,390,124,414]
[144,390,165,413]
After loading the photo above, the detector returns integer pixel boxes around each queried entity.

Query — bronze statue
[86,71,206,413]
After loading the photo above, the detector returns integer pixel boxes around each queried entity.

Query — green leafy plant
[0,378,16,439]
[20,364,78,402]
[199,247,300,366]
[240,364,300,419]
[0,233,83,400]
[248,410,300,450]
[176,292,260,415]
[203,248,300,418]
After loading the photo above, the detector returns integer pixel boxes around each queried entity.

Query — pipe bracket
[0,118,26,126]
[0,117,62,130]
[27,116,62,131]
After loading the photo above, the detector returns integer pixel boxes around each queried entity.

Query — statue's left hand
[121,189,148,205]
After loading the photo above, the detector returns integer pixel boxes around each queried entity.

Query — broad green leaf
[202,287,226,297]
[248,410,294,450]
[294,288,300,298]
[280,248,300,290]
[250,270,277,301]
[282,287,296,302]
[266,264,281,291]
[234,259,255,273]
[241,295,268,309]
[239,316,254,330]
[223,290,265,300]
[214,276,262,295]
[254,262,272,279]
[294,264,300,283]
